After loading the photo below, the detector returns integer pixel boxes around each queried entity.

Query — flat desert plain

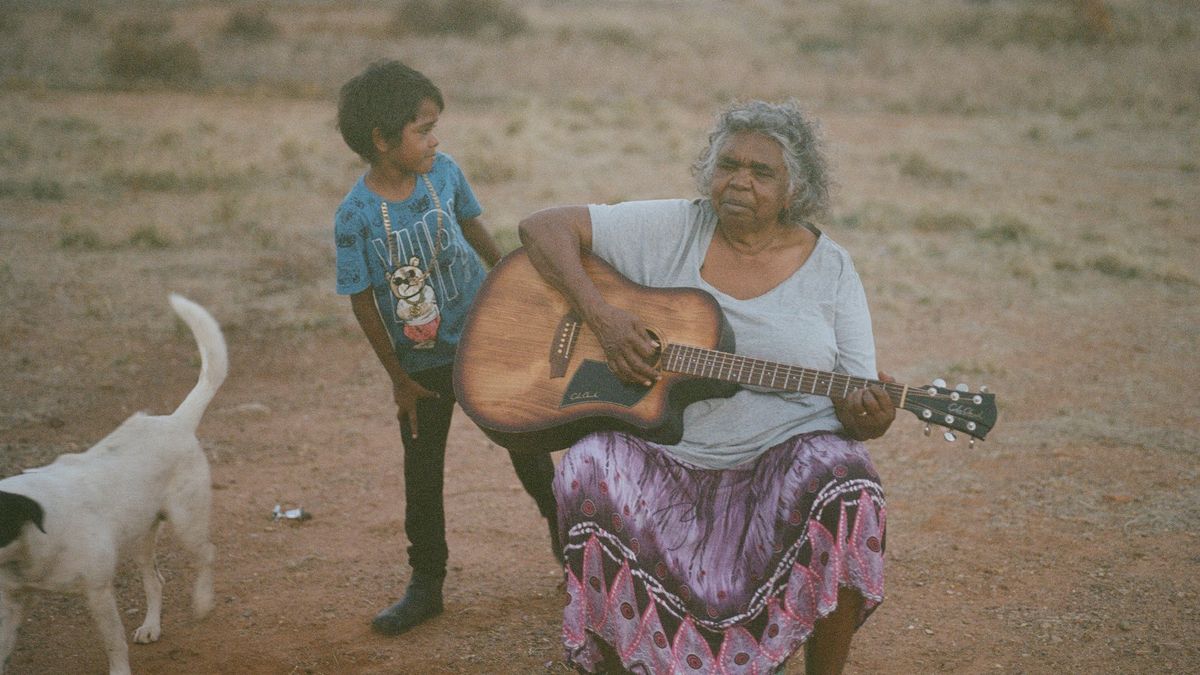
[1,2,1196,672]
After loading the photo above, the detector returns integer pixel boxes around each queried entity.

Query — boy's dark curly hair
[337,60,444,163]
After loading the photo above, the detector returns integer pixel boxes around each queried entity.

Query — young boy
[333,60,559,636]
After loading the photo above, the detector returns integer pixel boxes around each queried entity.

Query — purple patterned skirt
[554,430,886,673]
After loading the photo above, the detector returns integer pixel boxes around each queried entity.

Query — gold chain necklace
[379,174,445,297]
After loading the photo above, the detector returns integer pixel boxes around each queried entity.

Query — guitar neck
[661,343,907,405]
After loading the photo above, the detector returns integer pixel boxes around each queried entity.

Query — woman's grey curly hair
[692,100,831,224]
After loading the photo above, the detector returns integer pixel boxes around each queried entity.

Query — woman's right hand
[393,377,438,438]
[587,302,660,387]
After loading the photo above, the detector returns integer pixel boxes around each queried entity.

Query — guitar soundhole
[645,328,663,368]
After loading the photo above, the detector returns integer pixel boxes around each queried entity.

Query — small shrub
[29,178,66,201]
[977,214,1033,244]
[0,132,31,166]
[60,228,103,250]
[128,225,171,249]
[898,152,964,186]
[1088,254,1140,279]
[937,2,1115,48]
[37,116,101,134]
[390,0,527,39]
[0,178,65,200]
[912,210,975,233]
[585,25,642,50]
[795,34,844,54]
[0,12,20,35]
[222,8,280,41]
[60,6,97,27]
[104,169,247,193]
[463,154,518,185]
[107,170,181,192]
[832,212,862,230]
[104,19,203,86]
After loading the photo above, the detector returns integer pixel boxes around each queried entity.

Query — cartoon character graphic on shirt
[387,256,440,349]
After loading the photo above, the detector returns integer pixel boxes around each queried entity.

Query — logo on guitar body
[560,360,651,409]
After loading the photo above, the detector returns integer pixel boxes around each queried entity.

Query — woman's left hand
[834,371,897,441]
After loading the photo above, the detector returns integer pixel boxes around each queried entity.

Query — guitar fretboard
[662,343,907,404]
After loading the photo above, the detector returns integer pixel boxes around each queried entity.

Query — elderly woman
[518,100,894,674]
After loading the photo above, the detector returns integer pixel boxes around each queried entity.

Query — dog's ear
[0,490,46,547]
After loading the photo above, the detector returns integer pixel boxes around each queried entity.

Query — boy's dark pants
[399,363,557,578]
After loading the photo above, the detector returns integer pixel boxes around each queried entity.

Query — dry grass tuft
[221,7,280,41]
[0,177,64,201]
[977,215,1035,245]
[390,0,527,39]
[104,18,203,87]
[912,210,976,234]
[897,152,966,186]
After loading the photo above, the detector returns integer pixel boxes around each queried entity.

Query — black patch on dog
[0,491,46,547]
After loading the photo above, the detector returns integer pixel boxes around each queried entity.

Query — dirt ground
[1,2,1198,673]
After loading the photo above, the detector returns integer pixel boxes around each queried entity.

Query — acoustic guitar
[453,249,997,453]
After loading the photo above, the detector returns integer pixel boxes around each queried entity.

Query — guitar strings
[661,343,974,402]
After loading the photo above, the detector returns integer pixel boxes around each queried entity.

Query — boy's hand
[393,378,438,438]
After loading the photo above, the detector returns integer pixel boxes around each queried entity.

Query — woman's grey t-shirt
[589,198,877,469]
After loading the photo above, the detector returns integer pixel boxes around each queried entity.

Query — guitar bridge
[550,312,581,379]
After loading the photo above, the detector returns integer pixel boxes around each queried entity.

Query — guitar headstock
[901,379,997,446]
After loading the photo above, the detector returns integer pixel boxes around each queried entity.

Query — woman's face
[710,131,793,230]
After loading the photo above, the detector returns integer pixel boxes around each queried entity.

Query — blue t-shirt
[334,152,487,373]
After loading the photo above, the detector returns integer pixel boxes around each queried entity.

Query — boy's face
[374,97,441,175]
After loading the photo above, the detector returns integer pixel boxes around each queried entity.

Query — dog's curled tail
[169,294,228,431]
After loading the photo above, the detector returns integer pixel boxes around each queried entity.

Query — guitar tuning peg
[943,431,957,443]
[979,385,989,393]
[932,378,947,388]
[955,383,969,392]
[923,424,931,437]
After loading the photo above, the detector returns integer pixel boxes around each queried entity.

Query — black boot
[371,572,444,636]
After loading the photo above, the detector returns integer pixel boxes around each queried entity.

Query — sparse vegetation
[0,178,65,200]
[0,132,31,166]
[977,214,1034,244]
[1087,253,1141,280]
[60,6,97,28]
[221,7,280,41]
[58,227,103,250]
[0,4,1196,671]
[104,18,203,86]
[101,168,251,193]
[128,225,172,249]
[912,209,975,233]
[897,152,966,186]
[390,0,527,39]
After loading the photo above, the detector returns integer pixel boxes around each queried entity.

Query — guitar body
[454,249,737,452]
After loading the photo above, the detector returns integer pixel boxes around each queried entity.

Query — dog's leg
[167,485,215,619]
[84,585,132,675]
[0,590,23,675]
[131,523,164,644]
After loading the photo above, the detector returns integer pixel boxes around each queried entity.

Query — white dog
[0,294,227,675]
